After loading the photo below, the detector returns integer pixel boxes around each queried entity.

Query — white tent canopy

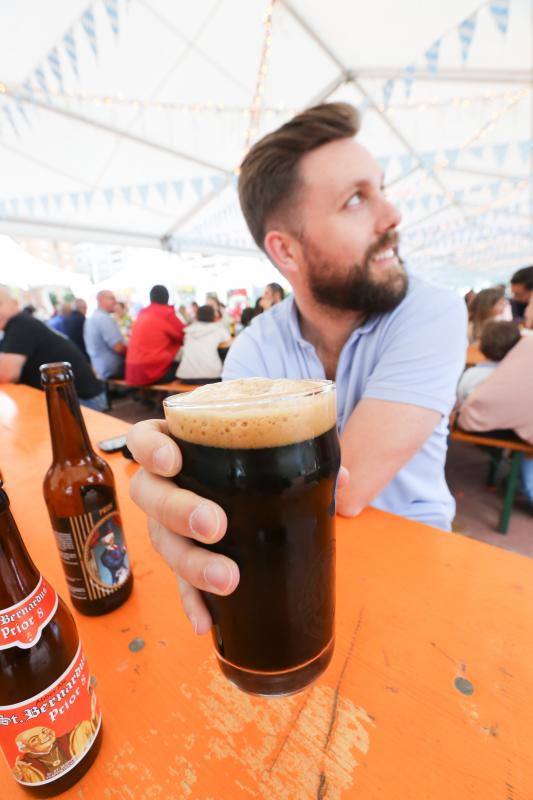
[0,0,531,288]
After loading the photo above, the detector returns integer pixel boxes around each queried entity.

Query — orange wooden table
[2,384,533,799]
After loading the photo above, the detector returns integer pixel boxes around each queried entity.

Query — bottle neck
[45,380,95,464]
[0,504,40,608]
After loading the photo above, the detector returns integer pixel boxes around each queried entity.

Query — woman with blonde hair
[467,286,509,343]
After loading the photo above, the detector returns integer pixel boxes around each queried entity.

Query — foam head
[164,378,336,448]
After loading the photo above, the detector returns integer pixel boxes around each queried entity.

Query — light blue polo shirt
[84,308,125,379]
[223,277,467,530]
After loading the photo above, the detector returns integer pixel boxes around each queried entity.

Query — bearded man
[126,103,467,635]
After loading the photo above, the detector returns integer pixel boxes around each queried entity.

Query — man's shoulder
[388,276,465,325]
[6,313,43,336]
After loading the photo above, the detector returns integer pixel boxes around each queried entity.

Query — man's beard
[304,230,408,314]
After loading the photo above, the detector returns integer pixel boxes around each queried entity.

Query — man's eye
[346,193,363,208]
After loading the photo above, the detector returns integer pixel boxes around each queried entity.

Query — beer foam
[164,378,336,448]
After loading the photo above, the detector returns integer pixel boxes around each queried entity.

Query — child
[457,320,521,404]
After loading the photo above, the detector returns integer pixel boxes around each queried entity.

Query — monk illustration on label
[85,513,129,588]
[12,718,96,784]
[99,531,128,585]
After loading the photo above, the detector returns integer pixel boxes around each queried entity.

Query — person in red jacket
[125,285,185,385]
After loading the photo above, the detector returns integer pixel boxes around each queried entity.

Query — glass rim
[163,378,335,411]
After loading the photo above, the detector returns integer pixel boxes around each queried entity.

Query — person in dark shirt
[0,287,107,410]
[62,298,90,360]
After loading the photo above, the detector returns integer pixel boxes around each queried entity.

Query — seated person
[176,305,232,383]
[458,335,533,506]
[125,285,185,386]
[0,287,107,411]
[457,320,521,404]
[467,287,510,344]
[84,291,126,380]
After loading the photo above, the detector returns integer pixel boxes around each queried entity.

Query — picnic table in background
[2,383,533,799]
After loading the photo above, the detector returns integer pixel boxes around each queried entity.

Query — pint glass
[163,378,340,696]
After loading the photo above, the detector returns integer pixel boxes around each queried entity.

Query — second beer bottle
[40,362,133,616]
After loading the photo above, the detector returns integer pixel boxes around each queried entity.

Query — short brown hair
[238,103,360,250]
[480,320,521,361]
[197,304,215,323]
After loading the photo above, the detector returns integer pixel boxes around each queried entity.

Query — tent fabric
[0,0,531,288]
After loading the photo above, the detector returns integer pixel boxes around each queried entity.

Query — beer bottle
[40,362,133,616]
[0,482,102,796]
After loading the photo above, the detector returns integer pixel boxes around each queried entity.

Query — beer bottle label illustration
[0,576,58,651]
[0,643,102,786]
[54,486,131,603]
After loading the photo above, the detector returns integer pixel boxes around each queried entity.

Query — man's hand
[128,419,349,635]
[127,419,238,635]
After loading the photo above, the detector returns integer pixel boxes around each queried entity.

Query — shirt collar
[287,296,381,348]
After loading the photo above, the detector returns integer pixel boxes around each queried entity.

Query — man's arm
[0,353,26,383]
[112,342,127,354]
[337,398,440,516]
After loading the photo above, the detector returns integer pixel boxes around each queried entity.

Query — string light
[243,0,277,152]
[386,88,523,113]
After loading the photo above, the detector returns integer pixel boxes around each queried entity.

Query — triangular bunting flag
[421,195,431,211]
[453,190,464,203]
[444,148,460,168]
[40,195,50,213]
[34,66,51,101]
[104,0,120,35]
[24,197,35,215]
[9,198,19,215]
[209,175,227,193]
[63,29,79,78]
[436,195,446,208]
[120,186,132,204]
[469,145,484,159]
[191,177,204,200]
[22,80,35,101]
[518,140,532,163]
[172,181,184,201]
[403,64,416,101]
[406,198,416,212]
[489,0,510,34]
[458,14,477,64]
[490,181,500,199]
[103,188,114,206]
[69,192,80,210]
[155,182,168,202]
[47,47,64,92]
[424,40,441,74]
[2,105,20,137]
[53,194,63,211]
[137,185,149,204]
[399,154,414,175]
[81,7,98,57]
[492,143,508,166]
[382,79,394,109]
[421,151,436,172]
[13,94,30,125]
[83,190,93,207]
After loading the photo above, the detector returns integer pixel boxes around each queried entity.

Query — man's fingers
[177,577,212,636]
[148,518,239,598]
[130,468,227,544]
[126,418,182,477]
[337,465,349,491]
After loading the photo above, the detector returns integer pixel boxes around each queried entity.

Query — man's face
[18,727,56,756]
[261,286,275,309]
[99,292,116,313]
[0,290,19,331]
[76,300,87,315]
[287,138,407,314]
[511,283,531,304]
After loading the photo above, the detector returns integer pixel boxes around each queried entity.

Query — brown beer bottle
[40,362,133,616]
[0,482,102,796]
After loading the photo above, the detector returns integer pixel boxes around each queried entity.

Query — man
[126,102,467,635]
[125,285,185,385]
[510,266,533,327]
[0,286,107,410]
[62,298,89,360]
[47,301,72,335]
[260,282,286,309]
[84,290,126,379]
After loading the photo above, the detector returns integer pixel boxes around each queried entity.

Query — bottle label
[0,576,58,651]
[53,486,131,602]
[0,642,102,787]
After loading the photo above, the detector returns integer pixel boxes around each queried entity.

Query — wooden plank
[107,378,200,393]
[2,384,533,799]
[451,426,533,454]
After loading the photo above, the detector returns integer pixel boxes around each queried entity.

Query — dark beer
[41,362,133,616]
[164,378,340,695]
[0,483,102,796]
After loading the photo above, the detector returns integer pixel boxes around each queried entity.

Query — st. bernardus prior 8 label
[0,642,102,787]
[53,485,131,603]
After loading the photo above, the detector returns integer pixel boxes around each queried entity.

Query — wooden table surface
[1,384,533,800]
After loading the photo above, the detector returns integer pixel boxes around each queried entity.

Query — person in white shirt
[457,320,521,404]
[177,305,232,382]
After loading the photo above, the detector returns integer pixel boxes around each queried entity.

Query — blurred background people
[0,286,107,410]
[125,284,185,386]
[47,301,72,335]
[510,266,533,322]
[62,298,89,361]
[457,320,521,404]
[260,282,285,310]
[467,286,510,343]
[177,304,232,383]
[84,290,126,379]
[206,295,233,333]
[113,300,133,342]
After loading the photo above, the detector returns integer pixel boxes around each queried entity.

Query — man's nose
[376,196,401,235]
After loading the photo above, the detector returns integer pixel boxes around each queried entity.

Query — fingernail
[190,502,220,541]
[204,561,233,592]
[153,444,174,473]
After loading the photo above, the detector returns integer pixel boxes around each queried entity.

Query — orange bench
[451,426,533,533]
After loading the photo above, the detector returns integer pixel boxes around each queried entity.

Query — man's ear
[264,230,301,278]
